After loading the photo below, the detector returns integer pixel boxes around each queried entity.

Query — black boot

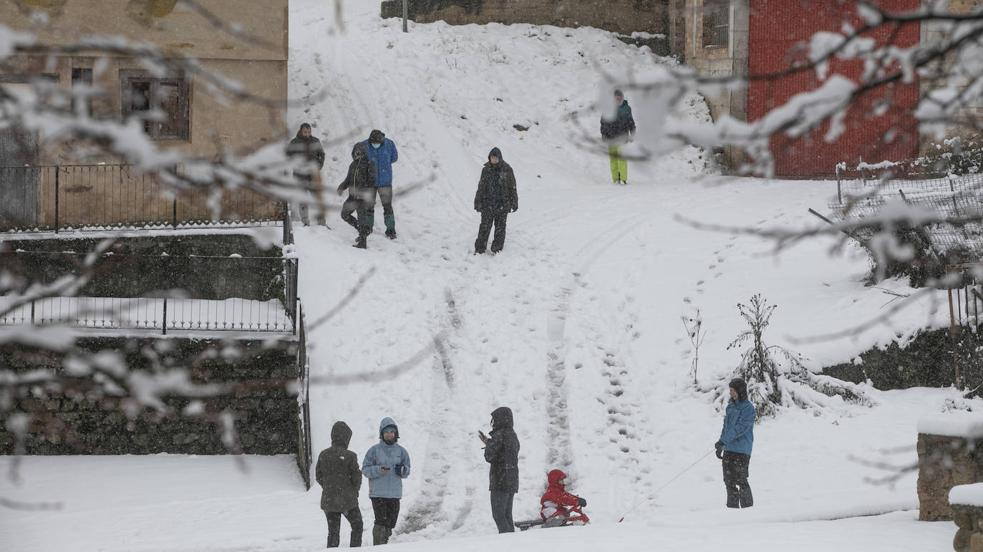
[372,524,388,545]
[354,235,367,249]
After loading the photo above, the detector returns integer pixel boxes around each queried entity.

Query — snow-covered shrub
[721,294,872,418]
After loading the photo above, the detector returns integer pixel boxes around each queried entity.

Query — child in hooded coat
[540,469,589,527]
[363,417,411,545]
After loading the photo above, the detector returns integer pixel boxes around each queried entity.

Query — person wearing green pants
[600,90,636,185]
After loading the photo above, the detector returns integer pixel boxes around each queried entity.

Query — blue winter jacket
[362,417,411,498]
[358,138,398,187]
[719,399,755,455]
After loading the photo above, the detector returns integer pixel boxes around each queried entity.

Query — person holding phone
[363,417,411,545]
[479,406,520,533]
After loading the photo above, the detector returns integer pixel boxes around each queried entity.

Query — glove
[714,441,724,459]
[510,205,518,213]
[395,463,407,477]
[577,497,587,508]
[336,184,346,196]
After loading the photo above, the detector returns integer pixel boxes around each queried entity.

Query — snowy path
[1,1,963,551]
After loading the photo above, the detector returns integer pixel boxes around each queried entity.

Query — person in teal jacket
[715,377,755,508]
[363,417,411,545]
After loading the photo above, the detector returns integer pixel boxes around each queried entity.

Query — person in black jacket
[599,90,636,185]
[315,421,363,548]
[479,406,520,533]
[473,147,518,255]
[286,123,327,225]
[337,142,377,249]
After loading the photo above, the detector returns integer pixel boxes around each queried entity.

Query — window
[702,0,730,49]
[71,67,93,116]
[120,70,190,140]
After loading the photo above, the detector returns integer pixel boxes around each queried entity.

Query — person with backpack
[473,147,518,255]
[362,417,411,545]
[315,421,363,547]
[478,406,520,533]
[715,377,756,508]
[599,90,636,185]
[337,142,377,249]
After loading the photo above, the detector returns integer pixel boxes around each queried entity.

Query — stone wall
[381,0,674,53]
[0,233,287,301]
[952,503,983,552]
[0,336,300,455]
[918,433,983,521]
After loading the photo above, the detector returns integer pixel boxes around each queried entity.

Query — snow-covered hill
[0,1,963,550]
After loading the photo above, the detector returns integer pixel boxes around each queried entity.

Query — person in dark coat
[353,130,400,239]
[473,147,518,255]
[286,122,327,225]
[315,421,364,548]
[715,377,756,508]
[599,90,636,185]
[479,406,520,533]
[338,142,377,249]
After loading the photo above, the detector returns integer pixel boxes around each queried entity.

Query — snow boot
[354,235,367,249]
[384,214,396,239]
[385,229,397,240]
[372,524,389,545]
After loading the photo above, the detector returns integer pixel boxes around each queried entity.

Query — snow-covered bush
[721,294,872,418]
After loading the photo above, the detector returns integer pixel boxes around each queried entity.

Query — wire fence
[828,172,983,257]
[0,164,286,233]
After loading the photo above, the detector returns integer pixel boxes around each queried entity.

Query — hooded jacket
[483,406,520,493]
[540,469,583,521]
[338,142,377,195]
[600,100,636,141]
[719,378,755,455]
[314,421,362,512]
[362,416,411,498]
[353,130,398,187]
[287,128,326,176]
[474,148,518,213]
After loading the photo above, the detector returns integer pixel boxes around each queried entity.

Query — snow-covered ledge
[950,484,983,552]
[918,415,983,522]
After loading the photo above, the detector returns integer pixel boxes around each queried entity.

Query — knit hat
[729,377,748,401]
[369,129,385,144]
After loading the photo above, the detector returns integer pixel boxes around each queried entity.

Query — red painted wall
[747,0,921,177]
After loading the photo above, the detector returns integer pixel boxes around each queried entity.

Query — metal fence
[294,303,313,489]
[0,164,286,233]
[828,172,983,257]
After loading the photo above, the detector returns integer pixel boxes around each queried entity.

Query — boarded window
[702,0,730,48]
[71,67,93,116]
[120,70,190,140]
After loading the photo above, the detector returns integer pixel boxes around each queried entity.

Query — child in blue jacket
[715,377,755,508]
[363,416,411,544]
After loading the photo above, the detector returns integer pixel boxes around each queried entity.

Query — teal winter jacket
[719,399,755,455]
[363,417,411,498]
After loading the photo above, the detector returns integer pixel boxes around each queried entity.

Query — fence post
[30,300,36,325]
[162,296,168,335]
[172,197,178,229]
[835,164,842,205]
[54,166,60,233]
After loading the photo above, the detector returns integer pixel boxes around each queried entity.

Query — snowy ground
[0,1,966,550]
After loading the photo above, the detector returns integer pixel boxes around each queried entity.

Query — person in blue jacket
[354,130,399,239]
[715,377,755,508]
[363,416,411,545]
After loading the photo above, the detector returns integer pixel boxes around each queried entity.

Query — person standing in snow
[600,90,636,185]
[353,130,399,239]
[315,421,363,548]
[715,377,755,508]
[362,417,411,545]
[478,406,520,533]
[286,122,327,225]
[473,147,518,255]
[337,142,377,249]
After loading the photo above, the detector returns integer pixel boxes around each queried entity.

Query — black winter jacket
[474,156,518,213]
[315,421,362,513]
[338,143,377,195]
[484,407,520,493]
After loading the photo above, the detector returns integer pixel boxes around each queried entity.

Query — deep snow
[0,0,967,550]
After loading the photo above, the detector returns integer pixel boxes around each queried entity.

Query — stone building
[0,0,289,227]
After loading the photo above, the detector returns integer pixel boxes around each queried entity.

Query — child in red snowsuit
[540,469,589,526]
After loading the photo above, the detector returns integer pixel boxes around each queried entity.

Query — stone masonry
[919,432,983,521]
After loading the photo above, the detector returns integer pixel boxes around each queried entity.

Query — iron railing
[295,302,313,489]
[0,164,286,233]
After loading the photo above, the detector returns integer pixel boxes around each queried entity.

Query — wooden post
[402,0,408,32]
[54,167,60,233]
[162,297,168,335]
